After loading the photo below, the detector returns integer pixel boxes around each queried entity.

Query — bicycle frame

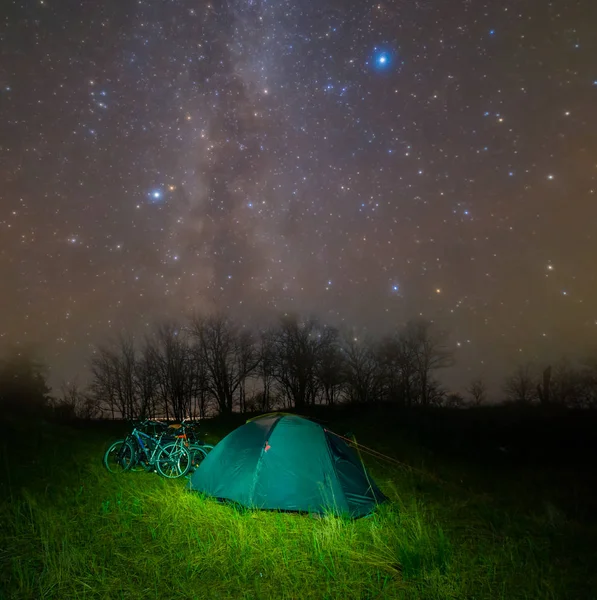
[128,428,163,466]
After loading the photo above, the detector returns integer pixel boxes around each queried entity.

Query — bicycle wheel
[188,444,209,472]
[103,440,135,473]
[156,442,191,478]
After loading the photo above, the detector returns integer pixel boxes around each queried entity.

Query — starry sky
[1,0,597,395]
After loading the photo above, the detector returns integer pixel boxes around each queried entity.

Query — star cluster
[1,0,597,391]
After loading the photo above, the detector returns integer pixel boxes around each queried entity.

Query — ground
[1,404,596,599]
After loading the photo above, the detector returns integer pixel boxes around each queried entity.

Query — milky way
[1,0,597,393]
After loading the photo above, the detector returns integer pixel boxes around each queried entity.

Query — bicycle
[103,420,192,478]
[166,420,214,474]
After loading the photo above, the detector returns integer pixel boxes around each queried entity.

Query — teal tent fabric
[189,414,386,517]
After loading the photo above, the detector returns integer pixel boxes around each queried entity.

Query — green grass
[1,413,596,599]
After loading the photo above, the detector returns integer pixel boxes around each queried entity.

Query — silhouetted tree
[89,346,118,418]
[467,378,487,406]
[55,378,81,420]
[402,319,454,406]
[341,333,381,404]
[236,328,258,413]
[503,363,537,404]
[374,319,452,406]
[148,323,196,420]
[0,349,51,415]
[375,333,416,405]
[106,333,139,419]
[56,378,101,419]
[426,380,448,406]
[443,392,465,408]
[271,314,323,409]
[190,313,258,415]
[576,355,597,408]
[315,326,344,405]
[90,335,140,419]
[536,365,552,405]
[135,342,159,419]
[546,358,596,408]
[256,329,276,412]
[189,346,210,419]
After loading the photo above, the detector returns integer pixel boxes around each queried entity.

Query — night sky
[2,0,597,395]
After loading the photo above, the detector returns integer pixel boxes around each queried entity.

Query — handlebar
[128,418,203,432]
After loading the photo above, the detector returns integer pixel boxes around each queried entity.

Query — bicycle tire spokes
[104,440,134,473]
[157,443,191,478]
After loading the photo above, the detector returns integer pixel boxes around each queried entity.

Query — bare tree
[189,345,210,419]
[256,329,276,412]
[426,379,448,406]
[375,333,418,405]
[341,333,381,404]
[467,378,487,406]
[148,323,196,420]
[443,392,465,408]
[315,326,344,405]
[190,313,258,415]
[372,319,453,406]
[536,365,552,405]
[79,395,102,419]
[59,378,81,410]
[54,377,102,419]
[89,347,118,418]
[135,342,159,419]
[99,333,138,419]
[503,363,537,404]
[549,359,597,408]
[236,328,258,413]
[402,319,454,407]
[271,314,323,409]
[90,334,137,420]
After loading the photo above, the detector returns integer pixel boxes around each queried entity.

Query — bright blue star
[369,47,395,72]
[489,29,495,36]
[149,189,163,203]
[375,51,391,69]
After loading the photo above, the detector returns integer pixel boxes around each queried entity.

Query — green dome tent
[189,413,387,518]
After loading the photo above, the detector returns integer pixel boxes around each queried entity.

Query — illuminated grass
[0,418,595,599]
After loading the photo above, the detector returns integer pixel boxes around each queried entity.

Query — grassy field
[1,406,596,599]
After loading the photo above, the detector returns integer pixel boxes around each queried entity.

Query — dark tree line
[5,314,597,421]
[501,359,597,408]
[84,313,456,419]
